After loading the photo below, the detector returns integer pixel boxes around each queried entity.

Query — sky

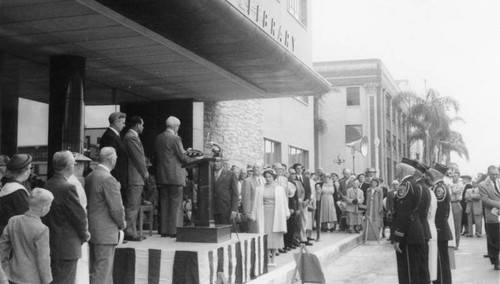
[311,0,500,176]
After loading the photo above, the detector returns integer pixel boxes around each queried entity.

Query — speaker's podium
[176,157,232,243]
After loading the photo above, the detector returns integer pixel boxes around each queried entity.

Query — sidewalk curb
[248,234,364,284]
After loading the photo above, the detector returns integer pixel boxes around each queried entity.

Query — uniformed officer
[428,163,453,284]
[414,161,432,283]
[393,158,425,283]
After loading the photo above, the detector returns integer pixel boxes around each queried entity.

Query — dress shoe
[141,235,147,240]
[303,241,313,246]
[285,247,291,251]
[124,235,143,242]
[476,233,481,238]
[494,264,500,270]
[142,200,153,206]
[170,234,177,238]
[161,234,169,238]
[278,249,287,254]
[484,254,490,258]
[307,237,315,241]
[348,230,353,234]
[354,229,360,234]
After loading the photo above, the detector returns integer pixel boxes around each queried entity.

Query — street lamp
[333,154,345,173]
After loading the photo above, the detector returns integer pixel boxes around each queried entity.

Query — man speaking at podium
[155,116,193,238]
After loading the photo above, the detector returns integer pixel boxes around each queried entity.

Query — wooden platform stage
[112,233,268,284]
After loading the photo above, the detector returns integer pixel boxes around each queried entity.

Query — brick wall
[204,100,264,169]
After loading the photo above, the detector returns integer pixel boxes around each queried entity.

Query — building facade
[314,59,409,182]
[203,0,317,170]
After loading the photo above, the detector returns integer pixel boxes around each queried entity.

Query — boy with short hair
[0,187,54,284]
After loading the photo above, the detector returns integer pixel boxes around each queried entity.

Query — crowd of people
[0,112,498,284]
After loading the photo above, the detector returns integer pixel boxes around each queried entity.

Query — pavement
[322,233,500,284]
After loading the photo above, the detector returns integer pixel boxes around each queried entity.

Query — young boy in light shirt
[0,187,54,284]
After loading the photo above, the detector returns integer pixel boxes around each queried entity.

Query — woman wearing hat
[0,154,33,233]
[319,174,338,232]
[250,168,290,267]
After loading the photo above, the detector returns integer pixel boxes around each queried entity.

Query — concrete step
[248,232,364,284]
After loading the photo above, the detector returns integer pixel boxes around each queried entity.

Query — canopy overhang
[0,0,330,104]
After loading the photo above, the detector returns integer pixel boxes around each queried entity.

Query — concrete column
[48,55,85,175]
[0,53,19,156]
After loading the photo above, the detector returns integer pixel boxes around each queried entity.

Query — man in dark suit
[155,116,192,237]
[428,163,453,283]
[99,112,128,202]
[292,163,312,245]
[213,159,239,225]
[123,116,149,241]
[338,168,352,231]
[478,165,500,271]
[43,150,90,284]
[392,158,425,284]
[86,147,126,284]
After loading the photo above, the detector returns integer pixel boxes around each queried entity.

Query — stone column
[48,55,85,175]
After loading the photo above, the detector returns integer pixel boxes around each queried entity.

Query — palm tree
[393,89,468,164]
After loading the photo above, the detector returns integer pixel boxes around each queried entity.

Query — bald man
[155,116,193,238]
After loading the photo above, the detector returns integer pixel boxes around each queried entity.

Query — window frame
[346,87,361,106]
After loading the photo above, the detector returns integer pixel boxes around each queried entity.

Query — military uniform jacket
[432,180,453,241]
[393,175,425,244]
[417,179,432,241]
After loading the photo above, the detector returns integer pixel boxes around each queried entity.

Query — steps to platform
[247,233,364,284]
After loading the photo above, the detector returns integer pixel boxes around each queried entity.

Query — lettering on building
[234,0,296,53]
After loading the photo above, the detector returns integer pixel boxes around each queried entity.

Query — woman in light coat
[250,168,290,267]
[344,180,364,234]
[365,179,384,240]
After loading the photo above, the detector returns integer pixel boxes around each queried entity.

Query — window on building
[345,125,363,143]
[264,139,282,166]
[403,143,407,157]
[392,106,397,123]
[387,158,392,182]
[393,160,397,178]
[393,135,397,151]
[289,146,309,169]
[287,0,308,27]
[397,108,402,128]
[398,139,402,155]
[346,87,360,106]
[385,94,391,118]
[386,130,391,149]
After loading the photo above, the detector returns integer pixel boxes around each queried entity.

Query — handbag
[358,204,367,211]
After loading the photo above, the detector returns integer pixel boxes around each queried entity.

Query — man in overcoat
[43,151,90,284]
[86,147,126,284]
